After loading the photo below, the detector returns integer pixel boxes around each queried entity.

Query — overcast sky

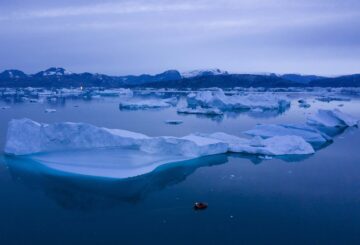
[0,0,359,75]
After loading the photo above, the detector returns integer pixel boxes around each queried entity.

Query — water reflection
[228,152,313,165]
[4,154,228,211]
[175,107,291,123]
[3,149,321,212]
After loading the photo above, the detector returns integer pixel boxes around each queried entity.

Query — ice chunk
[177,106,223,115]
[244,124,331,145]
[259,155,273,160]
[251,108,263,113]
[45,109,56,113]
[95,88,133,97]
[316,96,351,102]
[307,109,358,128]
[119,98,174,110]
[162,97,178,106]
[200,132,315,155]
[186,89,290,111]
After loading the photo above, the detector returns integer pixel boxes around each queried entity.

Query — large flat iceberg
[9,111,358,178]
[177,106,224,115]
[244,124,332,146]
[186,89,290,111]
[5,119,315,158]
[119,97,177,110]
[4,119,226,157]
[307,109,358,128]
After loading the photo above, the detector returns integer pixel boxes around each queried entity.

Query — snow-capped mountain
[0,67,358,87]
[0,70,28,79]
[35,67,73,77]
[181,69,228,78]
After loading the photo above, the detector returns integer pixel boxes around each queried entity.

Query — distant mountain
[309,74,360,87]
[181,69,228,78]
[34,67,73,77]
[0,67,359,87]
[279,74,326,84]
[0,68,181,87]
[145,74,297,88]
[0,70,28,80]
[122,70,181,85]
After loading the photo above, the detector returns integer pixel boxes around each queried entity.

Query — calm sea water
[1,93,360,244]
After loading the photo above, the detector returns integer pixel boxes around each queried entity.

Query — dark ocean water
[0,94,360,244]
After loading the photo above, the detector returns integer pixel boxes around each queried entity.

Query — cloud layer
[1,0,359,75]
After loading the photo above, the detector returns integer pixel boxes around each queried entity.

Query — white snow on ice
[307,109,358,128]
[185,89,290,111]
[245,124,332,146]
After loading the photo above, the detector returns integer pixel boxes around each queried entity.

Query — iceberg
[316,96,351,102]
[9,116,356,178]
[244,124,331,146]
[177,106,223,115]
[4,119,227,157]
[5,119,317,158]
[119,98,173,110]
[95,88,133,97]
[45,109,56,113]
[199,132,315,155]
[307,109,358,128]
[186,89,290,111]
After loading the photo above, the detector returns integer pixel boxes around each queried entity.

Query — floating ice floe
[5,119,316,158]
[307,109,358,128]
[186,89,290,111]
[94,88,133,97]
[5,108,357,179]
[244,124,332,146]
[45,109,56,113]
[316,96,351,102]
[58,88,83,97]
[177,106,223,115]
[4,119,226,157]
[119,98,174,110]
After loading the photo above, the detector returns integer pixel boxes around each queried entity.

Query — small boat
[194,202,208,210]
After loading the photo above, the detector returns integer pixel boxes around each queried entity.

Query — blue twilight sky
[0,0,359,76]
